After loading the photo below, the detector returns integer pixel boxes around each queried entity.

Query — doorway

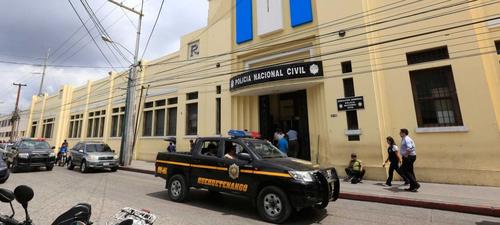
[259,90,310,160]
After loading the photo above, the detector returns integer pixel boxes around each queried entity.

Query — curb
[118,166,155,175]
[117,168,500,217]
[340,192,500,218]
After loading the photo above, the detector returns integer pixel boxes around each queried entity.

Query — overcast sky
[0,0,208,114]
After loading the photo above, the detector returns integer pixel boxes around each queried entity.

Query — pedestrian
[167,142,176,153]
[273,128,283,146]
[400,128,420,192]
[383,136,406,186]
[287,128,299,158]
[277,135,288,154]
[345,153,365,184]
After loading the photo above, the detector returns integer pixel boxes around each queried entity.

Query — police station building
[27,0,500,186]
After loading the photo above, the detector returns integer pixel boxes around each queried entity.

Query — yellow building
[27,0,500,186]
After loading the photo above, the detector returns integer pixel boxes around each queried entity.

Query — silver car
[67,142,119,173]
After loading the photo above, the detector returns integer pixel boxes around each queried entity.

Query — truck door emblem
[229,163,240,180]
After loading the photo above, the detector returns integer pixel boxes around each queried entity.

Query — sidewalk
[119,160,500,217]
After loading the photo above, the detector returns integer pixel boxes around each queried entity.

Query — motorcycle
[0,185,157,225]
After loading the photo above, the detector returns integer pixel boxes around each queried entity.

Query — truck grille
[98,156,114,160]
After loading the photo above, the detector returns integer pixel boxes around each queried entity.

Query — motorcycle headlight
[49,152,56,157]
[289,171,314,182]
[18,153,29,159]
[113,155,119,160]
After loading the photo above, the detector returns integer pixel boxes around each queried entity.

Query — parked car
[4,138,56,172]
[155,131,340,224]
[67,142,119,173]
[0,156,9,183]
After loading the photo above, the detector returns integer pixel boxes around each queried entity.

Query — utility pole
[10,83,27,142]
[35,49,50,96]
[107,0,144,166]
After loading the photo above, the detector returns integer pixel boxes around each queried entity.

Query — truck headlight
[289,171,314,182]
[88,155,99,161]
[49,152,56,157]
[113,155,119,160]
[18,153,30,159]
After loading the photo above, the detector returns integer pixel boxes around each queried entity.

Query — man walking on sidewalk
[400,128,420,192]
[287,128,299,158]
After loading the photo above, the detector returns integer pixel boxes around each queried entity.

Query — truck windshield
[86,144,112,152]
[245,140,286,159]
[19,140,50,149]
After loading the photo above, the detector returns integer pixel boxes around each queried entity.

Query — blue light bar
[228,130,249,137]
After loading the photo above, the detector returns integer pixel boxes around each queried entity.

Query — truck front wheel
[257,186,292,224]
[167,174,188,202]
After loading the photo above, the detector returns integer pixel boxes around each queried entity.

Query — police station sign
[337,96,365,111]
[230,61,323,91]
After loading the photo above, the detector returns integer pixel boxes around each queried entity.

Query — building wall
[26,0,500,186]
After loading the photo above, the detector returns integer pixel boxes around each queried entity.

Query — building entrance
[259,90,310,160]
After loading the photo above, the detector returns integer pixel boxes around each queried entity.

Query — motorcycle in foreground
[0,185,157,225]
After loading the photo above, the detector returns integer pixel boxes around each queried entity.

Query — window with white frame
[186,92,198,136]
[68,114,83,138]
[42,118,55,139]
[30,121,38,138]
[87,110,106,138]
[110,106,125,137]
[143,100,167,137]
[167,97,178,136]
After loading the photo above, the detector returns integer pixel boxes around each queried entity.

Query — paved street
[0,167,499,225]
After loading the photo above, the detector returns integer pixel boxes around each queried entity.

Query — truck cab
[156,133,339,224]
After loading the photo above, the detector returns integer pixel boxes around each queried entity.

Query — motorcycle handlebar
[0,214,22,225]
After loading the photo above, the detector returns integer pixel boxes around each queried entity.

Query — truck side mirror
[51,146,56,150]
[237,153,252,162]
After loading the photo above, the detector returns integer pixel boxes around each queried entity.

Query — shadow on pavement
[147,189,329,224]
[476,221,500,225]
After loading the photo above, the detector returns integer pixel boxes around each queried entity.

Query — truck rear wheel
[257,186,292,224]
[167,174,188,202]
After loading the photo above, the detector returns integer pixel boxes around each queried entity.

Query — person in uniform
[224,145,237,160]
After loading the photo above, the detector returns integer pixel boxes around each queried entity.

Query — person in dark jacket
[383,136,406,186]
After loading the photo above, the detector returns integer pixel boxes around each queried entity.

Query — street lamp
[101,35,134,57]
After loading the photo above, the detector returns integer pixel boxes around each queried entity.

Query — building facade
[0,110,29,142]
[27,0,500,186]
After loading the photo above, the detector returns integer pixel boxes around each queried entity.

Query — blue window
[290,0,313,27]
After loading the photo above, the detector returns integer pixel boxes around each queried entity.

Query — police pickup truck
[155,131,339,224]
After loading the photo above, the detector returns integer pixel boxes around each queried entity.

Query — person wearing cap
[344,153,365,184]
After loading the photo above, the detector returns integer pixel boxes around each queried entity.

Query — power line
[26,14,500,115]
[68,0,117,70]
[140,0,165,59]
[142,1,500,87]
[50,0,109,59]
[79,0,130,66]
[22,0,496,114]
[144,0,488,80]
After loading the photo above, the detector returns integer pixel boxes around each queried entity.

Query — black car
[155,135,339,224]
[0,154,9,183]
[5,138,56,172]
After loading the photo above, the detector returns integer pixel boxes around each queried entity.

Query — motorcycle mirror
[14,185,34,207]
[0,188,14,203]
